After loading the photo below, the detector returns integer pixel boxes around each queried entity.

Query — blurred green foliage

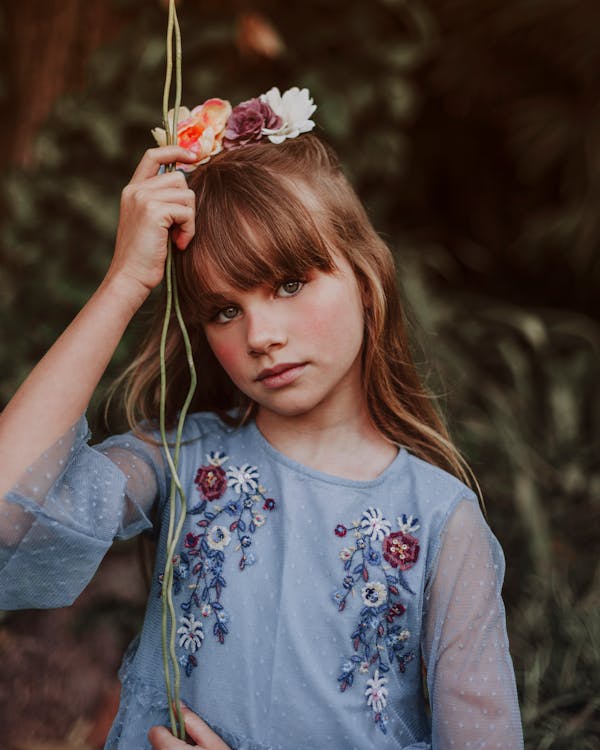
[0,0,598,746]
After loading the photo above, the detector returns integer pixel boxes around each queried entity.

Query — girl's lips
[257,363,306,389]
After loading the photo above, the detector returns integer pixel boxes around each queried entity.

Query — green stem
[159,0,196,741]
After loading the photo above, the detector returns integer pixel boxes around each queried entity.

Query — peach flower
[151,98,232,171]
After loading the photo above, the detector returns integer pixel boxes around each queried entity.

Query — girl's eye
[214,305,240,323]
[277,280,304,297]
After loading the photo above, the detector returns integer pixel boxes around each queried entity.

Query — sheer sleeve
[0,414,166,610]
[422,498,524,749]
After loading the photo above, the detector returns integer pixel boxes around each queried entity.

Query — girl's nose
[245,306,287,355]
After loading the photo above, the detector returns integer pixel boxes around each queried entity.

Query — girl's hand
[147,706,232,750]
[107,146,199,299]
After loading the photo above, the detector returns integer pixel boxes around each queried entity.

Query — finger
[147,724,190,750]
[181,708,231,750]
[136,187,195,209]
[153,202,195,248]
[131,146,199,183]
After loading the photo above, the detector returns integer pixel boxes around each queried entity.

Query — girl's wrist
[99,268,153,316]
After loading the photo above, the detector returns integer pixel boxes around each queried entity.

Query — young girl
[0,89,523,749]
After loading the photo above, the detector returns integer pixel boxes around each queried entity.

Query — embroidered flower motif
[206,525,231,551]
[185,532,200,548]
[227,464,259,494]
[382,530,419,571]
[361,581,388,608]
[333,508,419,734]
[334,524,348,537]
[365,669,389,713]
[165,452,277,678]
[397,513,420,534]
[177,614,204,652]
[195,464,228,500]
[360,507,392,541]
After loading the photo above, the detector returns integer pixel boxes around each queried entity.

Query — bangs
[178,161,336,319]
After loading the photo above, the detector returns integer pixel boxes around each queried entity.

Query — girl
[0,91,523,749]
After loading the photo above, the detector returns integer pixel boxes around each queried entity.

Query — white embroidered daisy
[200,603,213,618]
[253,513,266,527]
[339,546,356,561]
[259,86,316,144]
[361,581,388,608]
[206,525,231,551]
[227,464,260,494]
[207,450,228,467]
[360,507,392,541]
[177,614,204,652]
[397,513,420,534]
[365,669,389,713]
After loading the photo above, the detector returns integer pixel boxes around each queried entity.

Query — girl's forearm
[0,271,149,496]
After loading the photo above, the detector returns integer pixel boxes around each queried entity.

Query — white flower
[259,87,316,144]
[365,669,389,713]
[177,614,204,652]
[361,581,388,608]
[227,464,260,494]
[360,507,392,541]
[206,525,231,550]
[339,546,356,561]
[397,513,420,534]
[398,629,410,641]
[359,661,370,674]
[253,513,266,527]
[201,604,213,618]
[207,450,228,467]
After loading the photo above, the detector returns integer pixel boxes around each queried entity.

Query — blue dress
[0,412,524,749]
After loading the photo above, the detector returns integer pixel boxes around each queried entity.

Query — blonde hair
[109,134,479,492]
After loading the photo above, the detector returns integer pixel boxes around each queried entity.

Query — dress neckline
[246,419,408,488]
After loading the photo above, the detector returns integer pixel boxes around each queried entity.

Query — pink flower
[382,531,419,571]
[194,464,227,501]
[222,97,282,150]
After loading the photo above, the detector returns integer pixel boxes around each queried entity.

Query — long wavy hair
[109,133,477,490]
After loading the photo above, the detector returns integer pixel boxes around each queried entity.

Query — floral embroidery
[194,451,229,500]
[332,507,419,734]
[160,452,276,677]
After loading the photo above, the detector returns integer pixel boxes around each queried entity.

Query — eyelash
[211,279,306,324]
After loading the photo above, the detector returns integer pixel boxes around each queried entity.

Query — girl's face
[202,251,367,425]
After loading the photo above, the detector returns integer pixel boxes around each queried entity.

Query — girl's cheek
[206,337,241,373]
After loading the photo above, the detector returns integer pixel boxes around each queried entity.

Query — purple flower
[222,98,282,149]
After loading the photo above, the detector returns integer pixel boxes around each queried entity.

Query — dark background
[0,0,598,747]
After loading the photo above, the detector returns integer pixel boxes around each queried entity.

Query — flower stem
[159,0,196,740]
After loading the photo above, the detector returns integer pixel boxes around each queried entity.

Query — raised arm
[422,499,524,749]
[0,146,197,500]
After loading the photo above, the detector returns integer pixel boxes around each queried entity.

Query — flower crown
[152,86,317,171]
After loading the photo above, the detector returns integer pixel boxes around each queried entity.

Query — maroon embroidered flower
[184,532,200,549]
[194,464,227,500]
[222,98,282,149]
[263,498,276,511]
[382,531,419,571]
[385,601,406,623]
[334,524,348,537]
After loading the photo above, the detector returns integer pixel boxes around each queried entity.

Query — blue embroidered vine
[158,450,276,677]
[332,508,420,734]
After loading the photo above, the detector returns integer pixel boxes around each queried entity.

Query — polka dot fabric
[0,413,524,749]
